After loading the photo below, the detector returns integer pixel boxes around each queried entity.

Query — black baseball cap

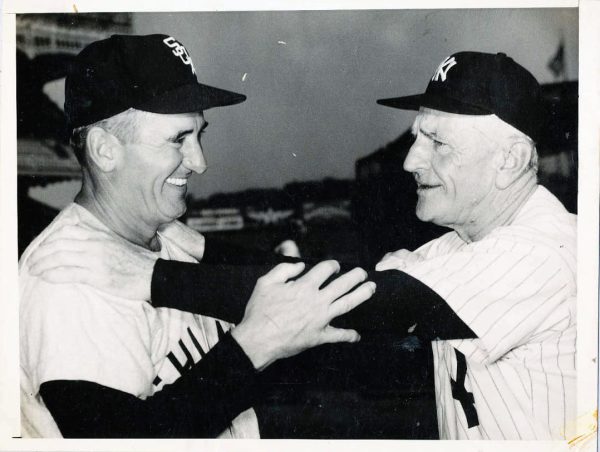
[377,51,543,142]
[65,34,246,132]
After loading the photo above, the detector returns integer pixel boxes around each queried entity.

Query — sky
[35,8,578,206]
[134,9,577,198]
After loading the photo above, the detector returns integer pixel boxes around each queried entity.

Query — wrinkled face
[403,108,500,231]
[116,111,208,227]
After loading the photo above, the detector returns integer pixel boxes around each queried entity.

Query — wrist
[231,321,276,371]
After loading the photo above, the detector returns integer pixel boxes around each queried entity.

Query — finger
[51,214,78,227]
[158,220,181,234]
[259,262,306,285]
[375,261,398,272]
[28,249,88,276]
[42,224,96,243]
[319,267,367,301]
[390,249,416,262]
[375,256,406,272]
[160,221,205,260]
[160,220,204,243]
[274,240,301,258]
[29,238,93,265]
[297,260,340,287]
[27,238,107,270]
[320,326,361,344]
[34,266,95,286]
[328,281,376,319]
[45,225,119,248]
[27,244,60,268]
[374,261,389,271]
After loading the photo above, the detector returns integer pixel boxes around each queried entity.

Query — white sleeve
[402,240,572,363]
[20,275,156,397]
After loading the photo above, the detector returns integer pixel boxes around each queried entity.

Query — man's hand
[375,249,424,271]
[27,224,158,300]
[231,260,375,371]
[159,221,206,260]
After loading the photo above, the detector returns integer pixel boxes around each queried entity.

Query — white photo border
[1,1,597,451]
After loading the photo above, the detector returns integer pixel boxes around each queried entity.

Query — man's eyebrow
[418,126,438,140]
[169,129,194,141]
[168,121,209,141]
[410,119,438,140]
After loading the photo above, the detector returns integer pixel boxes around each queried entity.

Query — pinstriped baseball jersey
[400,185,576,440]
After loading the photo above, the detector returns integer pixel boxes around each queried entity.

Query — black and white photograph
[1,2,598,450]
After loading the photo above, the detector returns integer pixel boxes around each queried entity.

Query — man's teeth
[166,177,187,187]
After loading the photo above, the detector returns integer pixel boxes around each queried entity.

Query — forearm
[151,260,476,341]
[151,259,275,323]
[332,269,476,340]
[40,333,260,438]
[151,256,302,322]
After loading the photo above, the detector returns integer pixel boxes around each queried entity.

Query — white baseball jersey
[20,203,260,438]
[386,185,576,440]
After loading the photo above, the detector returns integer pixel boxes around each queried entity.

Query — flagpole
[561,33,566,82]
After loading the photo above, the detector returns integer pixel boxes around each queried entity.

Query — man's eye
[432,138,449,150]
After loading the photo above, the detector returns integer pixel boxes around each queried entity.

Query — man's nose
[183,139,207,174]
[403,140,430,173]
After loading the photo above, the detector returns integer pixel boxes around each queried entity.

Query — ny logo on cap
[432,56,457,82]
[163,37,196,75]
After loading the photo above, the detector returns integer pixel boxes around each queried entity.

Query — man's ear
[86,127,121,172]
[496,140,534,189]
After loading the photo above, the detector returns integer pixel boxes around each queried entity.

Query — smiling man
[19,34,375,438]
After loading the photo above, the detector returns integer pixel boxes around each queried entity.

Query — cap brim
[376,94,423,111]
[137,82,246,114]
[377,92,490,115]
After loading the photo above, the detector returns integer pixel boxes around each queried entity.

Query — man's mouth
[166,177,188,187]
[417,183,442,192]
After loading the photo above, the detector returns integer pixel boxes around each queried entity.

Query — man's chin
[415,201,428,219]
[415,205,437,224]
[159,203,187,223]
[415,212,430,223]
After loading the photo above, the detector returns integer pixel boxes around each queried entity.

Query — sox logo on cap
[163,36,196,75]
[65,34,246,132]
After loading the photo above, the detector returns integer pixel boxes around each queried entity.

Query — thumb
[160,221,206,260]
[375,256,406,271]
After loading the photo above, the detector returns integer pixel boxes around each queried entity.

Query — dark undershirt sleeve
[151,259,276,323]
[151,259,476,341]
[331,269,476,340]
[40,333,261,438]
